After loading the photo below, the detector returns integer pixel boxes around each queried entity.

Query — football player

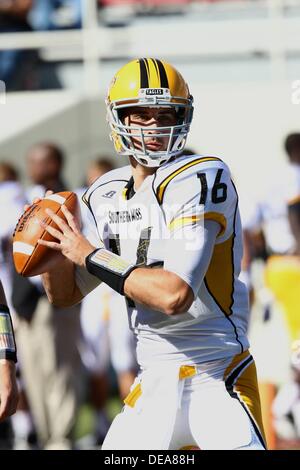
[38,58,266,449]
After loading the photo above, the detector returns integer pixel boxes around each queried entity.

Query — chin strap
[0,304,17,363]
[85,248,137,295]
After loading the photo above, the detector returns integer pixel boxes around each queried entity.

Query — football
[13,191,78,277]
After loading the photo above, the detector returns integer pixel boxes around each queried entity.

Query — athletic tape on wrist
[85,249,137,295]
[0,304,17,362]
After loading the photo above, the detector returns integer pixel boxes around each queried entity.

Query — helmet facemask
[106,89,194,167]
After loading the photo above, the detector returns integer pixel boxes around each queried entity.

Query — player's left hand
[0,360,19,421]
[37,204,96,267]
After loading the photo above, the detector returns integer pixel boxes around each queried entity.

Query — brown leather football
[13,191,78,277]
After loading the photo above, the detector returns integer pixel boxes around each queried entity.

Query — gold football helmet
[106,58,194,167]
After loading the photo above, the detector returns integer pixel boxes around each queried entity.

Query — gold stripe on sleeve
[168,212,226,237]
[168,216,201,232]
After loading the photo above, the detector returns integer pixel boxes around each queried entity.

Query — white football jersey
[78,155,250,369]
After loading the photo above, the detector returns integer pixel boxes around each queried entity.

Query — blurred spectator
[11,143,83,449]
[25,141,65,196]
[241,133,300,321]
[84,158,114,186]
[0,162,25,311]
[98,0,190,7]
[0,162,37,450]
[273,341,300,447]
[76,157,137,447]
[0,0,36,90]
[0,162,18,182]
[98,0,190,25]
[240,133,300,449]
[285,133,300,255]
[259,136,300,451]
[264,253,300,345]
[0,1,82,90]
[29,0,82,31]
[0,161,27,449]
[242,133,300,259]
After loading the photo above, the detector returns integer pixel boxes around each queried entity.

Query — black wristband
[85,249,137,295]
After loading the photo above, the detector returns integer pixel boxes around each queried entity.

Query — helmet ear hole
[118,108,127,124]
[176,108,185,125]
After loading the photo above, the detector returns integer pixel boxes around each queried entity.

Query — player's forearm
[0,359,16,382]
[84,247,194,314]
[124,268,194,315]
[42,258,83,307]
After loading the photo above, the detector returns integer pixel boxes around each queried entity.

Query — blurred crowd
[1,133,300,449]
[0,0,82,90]
[0,0,273,91]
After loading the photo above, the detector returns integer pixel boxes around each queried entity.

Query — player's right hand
[23,190,54,212]
[38,203,95,267]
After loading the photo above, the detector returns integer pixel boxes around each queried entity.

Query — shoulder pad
[154,154,228,205]
[82,165,131,208]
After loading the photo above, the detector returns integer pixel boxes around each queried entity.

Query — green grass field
[74,395,123,441]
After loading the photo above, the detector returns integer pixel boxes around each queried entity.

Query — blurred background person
[29,0,82,31]
[0,0,83,91]
[11,142,83,450]
[272,341,300,449]
[240,132,300,448]
[284,133,300,256]
[0,162,25,310]
[0,0,35,90]
[25,141,66,200]
[0,278,19,448]
[0,161,36,449]
[243,133,300,262]
[76,158,138,448]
